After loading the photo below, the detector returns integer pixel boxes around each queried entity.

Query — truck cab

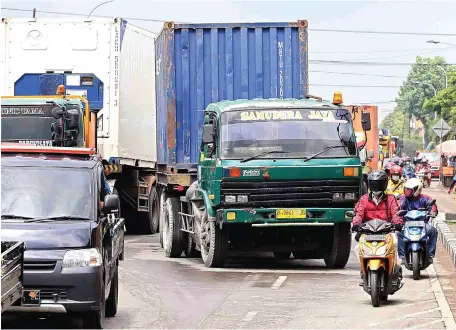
[163,94,371,268]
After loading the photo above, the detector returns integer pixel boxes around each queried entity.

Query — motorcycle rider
[352,170,404,284]
[398,178,438,264]
[386,165,404,197]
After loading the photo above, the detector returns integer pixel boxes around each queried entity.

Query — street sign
[432,118,451,138]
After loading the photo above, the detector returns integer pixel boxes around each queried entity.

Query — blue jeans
[398,223,438,259]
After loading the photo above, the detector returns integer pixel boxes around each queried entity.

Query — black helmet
[367,170,388,194]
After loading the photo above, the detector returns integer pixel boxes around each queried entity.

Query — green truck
[161,97,371,268]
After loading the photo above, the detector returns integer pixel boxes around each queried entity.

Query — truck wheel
[184,234,201,258]
[139,186,159,234]
[159,190,167,248]
[273,252,291,260]
[200,211,229,267]
[324,223,351,269]
[163,196,184,258]
[105,261,119,317]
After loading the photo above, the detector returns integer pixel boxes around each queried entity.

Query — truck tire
[273,252,291,260]
[139,186,159,234]
[184,234,201,258]
[163,196,184,258]
[159,190,167,248]
[200,211,229,267]
[324,223,351,269]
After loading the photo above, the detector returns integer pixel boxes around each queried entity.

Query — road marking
[427,264,456,328]
[242,311,258,322]
[368,308,441,327]
[397,299,436,309]
[271,276,287,289]
[409,318,444,329]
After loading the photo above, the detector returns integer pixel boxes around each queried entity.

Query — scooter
[401,199,436,280]
[348,214,404,307]
[416,168,431,188]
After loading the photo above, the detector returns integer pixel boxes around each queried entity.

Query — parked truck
[1,241,25,314]
[1,17,157,234]
[154,21,369,268]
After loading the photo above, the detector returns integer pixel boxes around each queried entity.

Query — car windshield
[1,104,57,146]
[1,166,93,220]
[419,153,439,162]
[220,108,356,159]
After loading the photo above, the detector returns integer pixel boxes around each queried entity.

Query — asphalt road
[3,181,455,329]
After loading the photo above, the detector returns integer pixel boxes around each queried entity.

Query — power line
[311,48,452,54]
[315,48,449,62]
[311,84,402,88]
[4,8,456,37]
[310,70,407,78]
[310,60,456,66]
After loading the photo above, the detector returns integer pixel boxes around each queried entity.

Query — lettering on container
[243,169,260,177]
[278,41,284,99]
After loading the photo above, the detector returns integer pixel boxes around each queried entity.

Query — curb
[434,213,456,268]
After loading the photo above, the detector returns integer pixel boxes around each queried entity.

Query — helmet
[421,157,428,164]
[368,170,389,195]
[404,178,423,198]
[390,165,403,176]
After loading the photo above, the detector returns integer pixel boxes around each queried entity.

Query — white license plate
[406,221,425,227]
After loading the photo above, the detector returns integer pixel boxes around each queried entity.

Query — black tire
[139,186,159,234]
[324,223,351,269]
[370,270,381,307]
[184,234,201,258]
[200,211,229,268]
[412,251,421,280]
[380,294,388,302]
[159,190,167,248]
[82,265,105,328]
[273,252,291,260]
[163,196,184,258]
[105,262,119,318]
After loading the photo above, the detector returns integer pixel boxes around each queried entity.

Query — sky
[2,0,456,124]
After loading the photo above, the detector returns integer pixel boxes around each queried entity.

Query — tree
[380,108,421,143]
[395,56,456,144]
[424,71,456,142]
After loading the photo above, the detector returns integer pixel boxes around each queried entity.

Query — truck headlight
[333,193,344,200]
[237,195,249,203]
[62,248,102,268]
[344,193,356,200]
[225,195,236,203]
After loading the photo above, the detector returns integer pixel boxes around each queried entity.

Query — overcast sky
[2,0,456,123]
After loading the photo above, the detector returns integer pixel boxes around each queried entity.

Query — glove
[429,212,437,218]
[394,224,403,231]
[355,232,362,242]
[352,225,360,232]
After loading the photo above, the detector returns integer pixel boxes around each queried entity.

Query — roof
[206,98,345,113]
[2,153,99,169]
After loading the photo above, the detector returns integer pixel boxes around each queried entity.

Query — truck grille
[220,179,360,208]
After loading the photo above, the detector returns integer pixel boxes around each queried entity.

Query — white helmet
[404,178,423,198]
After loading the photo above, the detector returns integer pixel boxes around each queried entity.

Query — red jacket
[352,193,403,226]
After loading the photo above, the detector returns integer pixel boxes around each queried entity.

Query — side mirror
[397,210,407,217]
[103,194,119,214]
[368,150,374,159]
[428,199,436,207]
[51,106,64,119]
[65,109,80,130]
[345,211,356,218]
[202,123,215,144]
[361,112,371,131]
[51,121,63,146]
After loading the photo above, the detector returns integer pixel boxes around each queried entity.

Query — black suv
[1,145,125,328]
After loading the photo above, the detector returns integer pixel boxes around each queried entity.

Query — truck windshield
[1,167,93,220]
[1,104,57,146]
[220,108,356,159]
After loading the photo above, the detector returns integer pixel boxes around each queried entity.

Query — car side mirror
[202,123,215,144]
[397,210,407,217]
[103,194,119,214]
[361,112,371,131]
[51,106,64,119]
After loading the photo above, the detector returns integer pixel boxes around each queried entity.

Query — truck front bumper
[217,207,354,225]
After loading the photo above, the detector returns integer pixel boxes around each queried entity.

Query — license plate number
[406,221,425,227]
[365,234,386,241]
[276,209,306,219]
[22,290,41,306]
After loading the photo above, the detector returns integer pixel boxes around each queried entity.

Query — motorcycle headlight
[362,244,374,256]
[410,234,423,241]
[224,195,236,203]
[375,244,387,256]
[62,248,102,268]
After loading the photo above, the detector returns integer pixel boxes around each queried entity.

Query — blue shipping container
[155,21,308,168]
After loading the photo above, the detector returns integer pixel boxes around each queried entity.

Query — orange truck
[349,105,379,190]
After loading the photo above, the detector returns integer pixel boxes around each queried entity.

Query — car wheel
[82,277,105,328]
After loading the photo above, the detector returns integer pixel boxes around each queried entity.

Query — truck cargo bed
[1,241,25,313]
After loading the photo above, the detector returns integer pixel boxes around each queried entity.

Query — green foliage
[380,109,422,144]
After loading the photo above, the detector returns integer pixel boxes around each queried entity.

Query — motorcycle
[416,169,431,188]
[401,199,436,280]
[402,165,416,180]
[348,214,404,307]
